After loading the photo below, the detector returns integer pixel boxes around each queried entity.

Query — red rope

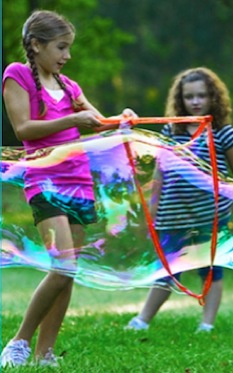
[96,115,213,132]
[100,115,218,303]
[200,122,219,301]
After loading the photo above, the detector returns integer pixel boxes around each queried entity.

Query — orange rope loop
[104,115,218,303]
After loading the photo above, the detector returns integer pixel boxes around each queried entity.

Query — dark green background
[3,0,233,145]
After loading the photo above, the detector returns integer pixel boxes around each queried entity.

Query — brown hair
[22,10,80,117]
[165,67,232,134]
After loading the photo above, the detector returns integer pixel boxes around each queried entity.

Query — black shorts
[156,228,223,283]
[29,193,98,226]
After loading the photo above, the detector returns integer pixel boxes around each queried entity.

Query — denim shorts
[157,227,224,282]
[29,193,98,226]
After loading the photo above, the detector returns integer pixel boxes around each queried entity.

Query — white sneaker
[125,316,149,331]
[1,339,31,367]
[36,348,61,367]
[196,323,214,333]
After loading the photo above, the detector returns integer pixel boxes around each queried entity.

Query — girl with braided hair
[2,9,135,367]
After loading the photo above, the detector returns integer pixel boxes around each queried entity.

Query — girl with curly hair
[126,67,233,332]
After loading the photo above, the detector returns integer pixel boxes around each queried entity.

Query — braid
[53,73,66,90]
[53,74,82,111]
[53,73,83,112]
[24,37,46,117]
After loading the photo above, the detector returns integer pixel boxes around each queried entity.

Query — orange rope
[96,115,213,132]
[99,115,218,303]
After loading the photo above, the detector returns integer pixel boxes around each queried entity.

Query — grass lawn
[1,268,233,372]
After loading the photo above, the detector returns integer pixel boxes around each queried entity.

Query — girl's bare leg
[14,271,73,344]
[34,277,73,357]
[34,222,86,357]
[201,279,223,325]
[139,286,171,324]
[13,216,77,355]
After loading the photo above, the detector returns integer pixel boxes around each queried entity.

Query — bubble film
[1,126,233,295]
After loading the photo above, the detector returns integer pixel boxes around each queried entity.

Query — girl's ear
[31,38,40,54]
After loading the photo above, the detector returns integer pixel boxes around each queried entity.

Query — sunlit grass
[1,268,233,372]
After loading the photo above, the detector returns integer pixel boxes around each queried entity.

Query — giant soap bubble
[1,116,233,300]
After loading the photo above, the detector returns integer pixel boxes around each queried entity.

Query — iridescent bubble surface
[1,128,233,291]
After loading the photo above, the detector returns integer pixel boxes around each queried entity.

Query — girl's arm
[4,79,137,141]
[75,92,104,118]
[225,147,233,175]
[3,79,102,141]
[149,166,163,221]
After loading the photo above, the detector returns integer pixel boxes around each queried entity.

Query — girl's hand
[70,110,103,129]
[104,108,138,128]
[118,108,138,129]
[108,108,138,121]
[121,108,138,119]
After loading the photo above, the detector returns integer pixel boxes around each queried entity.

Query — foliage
[2,0,133,89]
[2,0,233,144]
[98,0,233,117]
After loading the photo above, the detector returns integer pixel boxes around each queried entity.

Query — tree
[98,0,233,119]
[2,0,233,144]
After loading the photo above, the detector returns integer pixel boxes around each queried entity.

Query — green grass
[1,268,233,372]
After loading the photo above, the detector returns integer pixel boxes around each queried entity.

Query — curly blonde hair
[165,67,232,134]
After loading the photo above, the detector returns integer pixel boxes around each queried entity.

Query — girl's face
[182,80,211,116]
[33,33,74,75]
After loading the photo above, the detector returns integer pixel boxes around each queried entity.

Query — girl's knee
[49,272,73,290]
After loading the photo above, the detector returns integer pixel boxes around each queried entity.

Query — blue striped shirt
[155,124,233,229]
